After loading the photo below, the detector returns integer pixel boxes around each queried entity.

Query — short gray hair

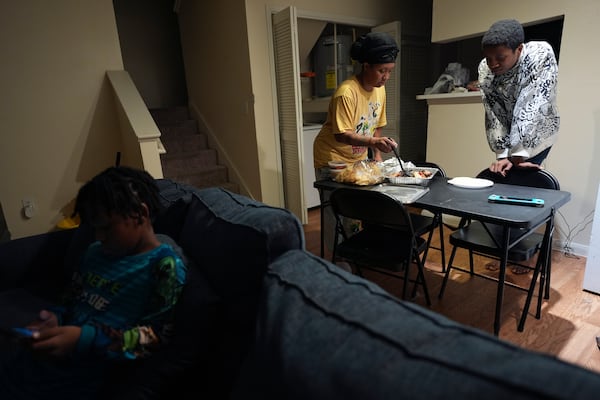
[481,19,524,50]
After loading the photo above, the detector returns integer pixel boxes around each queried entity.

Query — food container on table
[332,160,385,185]
[387,167,439,186]
[328,160,348,178]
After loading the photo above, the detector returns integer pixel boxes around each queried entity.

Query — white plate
[448,177,494,189]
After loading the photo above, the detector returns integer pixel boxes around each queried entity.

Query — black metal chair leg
[536,231,553,319]
[410,250,431,306]
[518,253,544,331]
[417,260,431,306]
[438,220,446,273]
[439,245,459,299]
[420,228,435,267]
[401,263,410,300]
[544,232,554,299]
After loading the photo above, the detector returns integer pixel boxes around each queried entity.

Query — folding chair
[438,168,560,331]
[330,187,431,305]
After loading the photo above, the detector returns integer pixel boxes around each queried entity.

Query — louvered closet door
[272,6,307,224]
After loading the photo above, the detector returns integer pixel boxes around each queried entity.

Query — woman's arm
[334,128,396,159]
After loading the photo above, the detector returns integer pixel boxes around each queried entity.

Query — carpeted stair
[150,106,239,193]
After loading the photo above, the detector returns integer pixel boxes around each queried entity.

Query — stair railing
[106,70,165,178]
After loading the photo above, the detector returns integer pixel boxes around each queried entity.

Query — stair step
[180,179,239,193]
[150,106,190,125]
[168,165,229,187]
[158,119,198,134]
[152,106,239,194]
[161,150,218,175]
[161,132,208,154]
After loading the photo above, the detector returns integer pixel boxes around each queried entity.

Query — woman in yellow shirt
[313,32,399,257]
[313,31,399,180]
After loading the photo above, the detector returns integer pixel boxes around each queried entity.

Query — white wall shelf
[416,91,482,105]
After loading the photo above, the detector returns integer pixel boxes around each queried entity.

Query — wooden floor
[304,207,600,374]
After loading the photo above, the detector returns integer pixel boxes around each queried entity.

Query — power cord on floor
[555,209,595,258]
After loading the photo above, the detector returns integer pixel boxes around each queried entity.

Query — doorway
[271,6,400,224]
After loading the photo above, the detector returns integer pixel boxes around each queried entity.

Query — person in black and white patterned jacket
[478,18,560,177]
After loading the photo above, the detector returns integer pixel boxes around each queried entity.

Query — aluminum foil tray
[387,167,439,186]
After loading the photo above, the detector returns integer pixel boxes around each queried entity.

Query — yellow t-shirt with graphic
[313,75,387,169]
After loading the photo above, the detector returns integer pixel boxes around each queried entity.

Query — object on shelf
[424,62,470,94]
[300,72,316,101]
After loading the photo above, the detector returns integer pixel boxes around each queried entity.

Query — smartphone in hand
[0,326,36,340]
[11,327,36,338]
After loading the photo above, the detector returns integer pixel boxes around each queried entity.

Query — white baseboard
[553,239,588,258]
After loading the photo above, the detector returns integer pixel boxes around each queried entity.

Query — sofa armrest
[233,249,600,399]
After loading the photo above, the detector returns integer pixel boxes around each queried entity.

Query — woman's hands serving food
[371,136,397,154]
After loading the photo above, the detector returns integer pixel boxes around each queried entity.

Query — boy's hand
[27,309,58,331]
[29,325,82,357]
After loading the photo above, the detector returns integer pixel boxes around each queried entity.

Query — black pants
[527,146,552,165]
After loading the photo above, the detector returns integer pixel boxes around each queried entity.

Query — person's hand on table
[510,156,543,170]
[490,156,542,176]
[489,158,512,176]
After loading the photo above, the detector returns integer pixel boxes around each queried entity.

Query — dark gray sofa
[1,180,600,399]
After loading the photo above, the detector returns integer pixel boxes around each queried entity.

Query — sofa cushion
[233,249,600,399]
[154,179,200,242]
[178,188,304,297]
[176,187,304,390]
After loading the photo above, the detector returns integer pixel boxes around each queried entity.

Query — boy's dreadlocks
[74,166,162,224]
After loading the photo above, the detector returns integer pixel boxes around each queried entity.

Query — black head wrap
[350,32,399,64]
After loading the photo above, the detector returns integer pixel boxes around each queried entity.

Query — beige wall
[178,0,261,200]
[429,0,599,255]
[424,98,488,178]
[0,1,124,239]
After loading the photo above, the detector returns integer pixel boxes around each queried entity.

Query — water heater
[313,35,354,98]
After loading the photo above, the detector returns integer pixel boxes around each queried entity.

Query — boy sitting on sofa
[0,166,187,399]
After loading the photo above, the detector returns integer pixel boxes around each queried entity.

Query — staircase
[149,106,239,193]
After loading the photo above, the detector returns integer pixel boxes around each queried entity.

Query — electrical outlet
[22,197,35,218]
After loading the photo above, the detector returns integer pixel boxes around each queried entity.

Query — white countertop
[416,91,482,105]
